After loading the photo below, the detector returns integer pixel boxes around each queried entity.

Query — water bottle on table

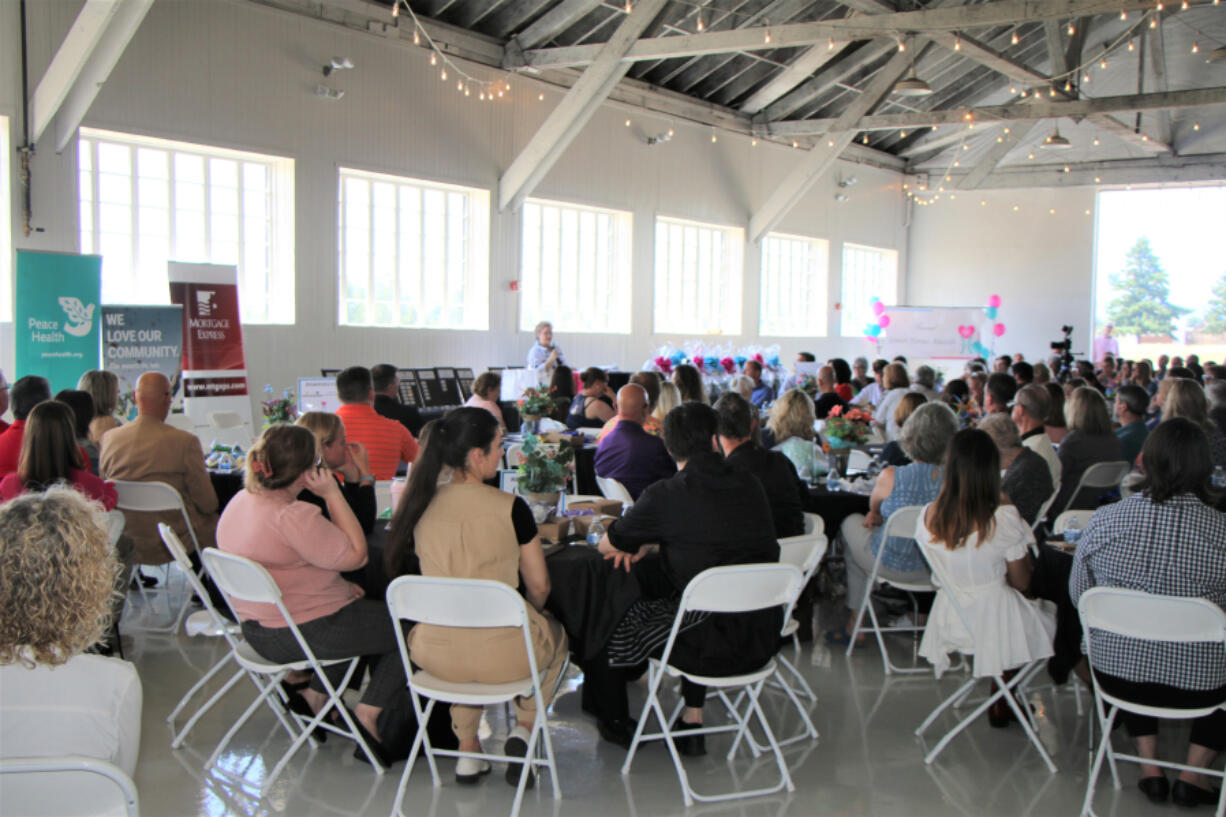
[586,516,606,546]
[826,460,841,492]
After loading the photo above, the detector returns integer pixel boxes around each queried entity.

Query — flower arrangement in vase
[261,385,298,426]
[516,433,575,522]
[822,404,873,449]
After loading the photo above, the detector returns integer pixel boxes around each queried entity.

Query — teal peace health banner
[15,251,102,392]
[101,305,184,420]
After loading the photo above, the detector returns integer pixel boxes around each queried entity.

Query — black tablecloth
[803,485,871,540]
[210,471,243,512]
[544,545,640,662]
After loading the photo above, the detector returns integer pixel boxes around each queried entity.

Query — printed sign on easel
[168,262,255,441]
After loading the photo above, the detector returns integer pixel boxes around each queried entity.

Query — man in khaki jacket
[101,372,219,565]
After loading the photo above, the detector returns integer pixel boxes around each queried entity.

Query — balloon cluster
[864,296,890,339]
[644,342,784,388]
[964,294,1006,357]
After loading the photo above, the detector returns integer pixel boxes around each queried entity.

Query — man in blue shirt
[594,384,675,499]
[1114,384,1150,464]
[744,359,774,408]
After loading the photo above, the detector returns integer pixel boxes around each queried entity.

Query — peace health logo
[59,297,95,337]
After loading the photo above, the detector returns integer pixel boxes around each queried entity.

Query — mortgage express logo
[27,297,96,358]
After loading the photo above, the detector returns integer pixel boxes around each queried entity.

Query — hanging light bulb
[1120,9,1127,19]
[1067,22,1075,35]
[441,68,447,80]
[1065,80,1072,91]
[1011,30,1019,45]
[1192,41,1200,53]
[1009,85,1017,94]
[1100,57,1108,69]
[752,138,758,146]
[538,93,544,101]
[696,13,704,32]
[1093,137,1101,145]
[1128,40,1135,51]
[711,132,717,142]
[1004,127,1011,134]
[898,39,906,52]
[1180,0,1188,8]
[828,38,835,50]
[430,53,437,66]
[457,80,463,91]
[624,119,631,127]
[1150,16,1158,27]
[413,29,420,45]
[764,28,772,44]
[478,90,485,100]
[1083,71,1091,83]
[624,1,632,12]
[1193,122,1200,130]
[900,129,908,138]
[954,37,962,51]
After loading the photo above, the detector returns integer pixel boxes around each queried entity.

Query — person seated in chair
[371,364,424,438]
[1070,419,1226,808]
[714,392,804,539]
[0,487,142,775]
[594,384,675,501]
[586,403,780,753]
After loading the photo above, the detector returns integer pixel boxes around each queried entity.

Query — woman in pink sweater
[217,423,400,768]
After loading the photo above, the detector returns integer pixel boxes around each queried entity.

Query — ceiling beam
[498,0,669,212]
[1147,24,1172,146]
[508,0,603,50]
[29,0,123,145]
[739,44,843,114]
[512,0,1165,69]
[757,40,897,122]
[934,152,1226,189]
[958,120,1039,188]
[53,0,156,153]
[750,40,920,242]
[1043,20,1069,75]
[767,85,1226,135]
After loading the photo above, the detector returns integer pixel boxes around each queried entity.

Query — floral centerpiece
[516,433,575,522]
[261,385,298,426]
[822,404,873,449]
[798,374,818,400]
[517,387,555,419]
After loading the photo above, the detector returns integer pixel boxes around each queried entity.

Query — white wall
[906,186,1098,371]
[1,0,911,411]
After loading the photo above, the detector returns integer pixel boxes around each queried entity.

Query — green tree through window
[1106,236,1190,338]
[1198,273,1226,334]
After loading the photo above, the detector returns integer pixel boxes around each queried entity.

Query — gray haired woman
[828,402,959,646]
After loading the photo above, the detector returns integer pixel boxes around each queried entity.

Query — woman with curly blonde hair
[0,486,142,775]
[768,388,820,481]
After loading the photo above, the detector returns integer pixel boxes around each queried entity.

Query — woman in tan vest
[385,407,567,787]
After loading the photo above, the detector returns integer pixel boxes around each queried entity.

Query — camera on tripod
[1050,325,1075,380]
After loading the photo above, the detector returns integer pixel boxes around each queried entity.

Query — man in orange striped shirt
[334,367,419,481]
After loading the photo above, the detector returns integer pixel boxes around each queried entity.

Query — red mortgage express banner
[168,263,249,397]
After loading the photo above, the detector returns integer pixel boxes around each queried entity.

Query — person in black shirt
[714,392,804,539]
[371,364,424,437]
[813,365,847,420]
[592,402,780,753]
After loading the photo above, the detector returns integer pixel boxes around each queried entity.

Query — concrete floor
[122,591,1218,817]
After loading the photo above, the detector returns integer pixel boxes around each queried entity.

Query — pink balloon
[993,322,1006,337]
[987,294,1002,308]
[871,301,886,316]
[878,315,891,328]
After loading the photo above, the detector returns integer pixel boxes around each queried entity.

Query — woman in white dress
[916,428,1055,725]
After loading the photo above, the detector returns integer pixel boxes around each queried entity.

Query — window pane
[840,243,898,337]
[653,217,743,335]
[77,128,294,323]
[760,233,829,336]
[519,198,632,334]
[336,168,489,330]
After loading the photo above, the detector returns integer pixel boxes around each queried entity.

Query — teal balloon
[867,324,882,337]
[985,306,998,319]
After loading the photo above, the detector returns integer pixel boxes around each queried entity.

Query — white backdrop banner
[881,306,991,360]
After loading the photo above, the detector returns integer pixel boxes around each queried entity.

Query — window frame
[840,241,899,338]
[0,115,9,322]
[77,127,295,324]
[518,196,633,335]
[336,166,490,331]
[652,215,745,336]
[759,231,830,337]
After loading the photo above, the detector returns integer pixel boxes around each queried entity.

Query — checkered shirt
[1069,493,1226,691]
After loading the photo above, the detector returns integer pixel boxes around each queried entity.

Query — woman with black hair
[828,358,854,402]
[385,407,567,786]
[1071,418,1226,807]
[54,389,99,473]
[566,367,615,429]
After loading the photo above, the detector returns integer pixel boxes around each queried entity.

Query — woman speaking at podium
[527,321,566,378]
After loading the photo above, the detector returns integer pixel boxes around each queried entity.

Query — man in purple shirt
[594,384,676,499]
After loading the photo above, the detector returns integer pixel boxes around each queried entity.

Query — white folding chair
[1053,509,1096,535]
[847,448,873,473]
[386,576,561,817]
[0,756,140,817]
[200,549,386,794]
[1032,486,1060,534]
[765,524,829,746]
[846,506,934,674]
[621,563,803,807]
[1078,588,1226,817]
[158,523,286,755]
[1058,460,1131,517]
[112,480,203,634]
[912,540,1057,774]
[504,443,525,469]
[596,475,634,506]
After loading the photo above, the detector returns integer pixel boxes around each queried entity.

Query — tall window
[654,216,744,335]
[0,116,10,322]
[760,232,829,336]
[519,198,632,334]
[338,168,489,330]
[78,128,295,324]
[840,242,898,337]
